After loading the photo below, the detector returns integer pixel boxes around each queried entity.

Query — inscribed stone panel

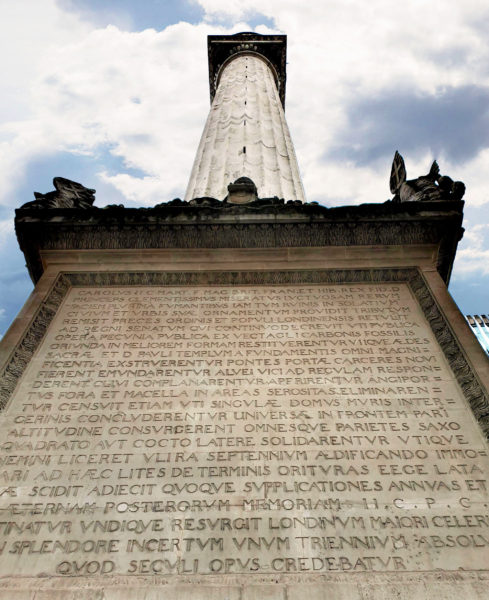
[0,283,487,577]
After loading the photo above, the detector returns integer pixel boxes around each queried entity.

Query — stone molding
[0,268,487,438]
[15,200,464,284]
[0,569,486,593]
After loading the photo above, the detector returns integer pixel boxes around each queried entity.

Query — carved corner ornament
[21,177,96,209]
[390,151,466,203]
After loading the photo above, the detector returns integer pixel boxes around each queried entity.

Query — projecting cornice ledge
[15,198,464,286]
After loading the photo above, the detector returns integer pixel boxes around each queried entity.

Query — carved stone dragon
[21,177,96,209]
[390,151,465,202]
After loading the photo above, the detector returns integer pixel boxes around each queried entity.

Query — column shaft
[185,54,305,201]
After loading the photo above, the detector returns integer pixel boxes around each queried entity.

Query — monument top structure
[207,32,287,107]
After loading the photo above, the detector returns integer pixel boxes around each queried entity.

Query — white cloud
[33,22,211,202]
[98,171,180,205]
[0,1,91,119]
[452,223,489,275]
[0,219,14,249]
[0,7,273,206]
[445,150,489,207]
[0,0,90,203]
[456,247,489,276]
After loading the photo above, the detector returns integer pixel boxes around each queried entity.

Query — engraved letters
[0,284,487,575]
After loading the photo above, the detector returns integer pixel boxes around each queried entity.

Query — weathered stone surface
[22,177,96,210]
[15,200,465,285]
[185,52,305,201]
[0,279,487,588]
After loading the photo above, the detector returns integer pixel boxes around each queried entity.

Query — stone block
[242,584,285,600]
[288,583,362,600]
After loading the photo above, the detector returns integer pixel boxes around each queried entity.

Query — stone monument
[1,32,489,600]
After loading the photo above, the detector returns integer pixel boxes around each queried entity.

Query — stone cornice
[15,199,464,285]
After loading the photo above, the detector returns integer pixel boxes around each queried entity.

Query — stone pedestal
[0,199,488,598]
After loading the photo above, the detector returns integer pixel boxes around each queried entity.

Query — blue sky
[1,0,489,336]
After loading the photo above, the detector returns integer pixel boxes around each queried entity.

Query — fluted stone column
[185,53,305,202]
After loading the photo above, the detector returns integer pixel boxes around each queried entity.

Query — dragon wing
[428,160,440,180]
[53,177,95,207]
[390,151,406,194]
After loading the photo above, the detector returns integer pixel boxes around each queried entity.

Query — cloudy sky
[1,0,489,336]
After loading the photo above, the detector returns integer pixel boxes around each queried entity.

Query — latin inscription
[0,284,488,576]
